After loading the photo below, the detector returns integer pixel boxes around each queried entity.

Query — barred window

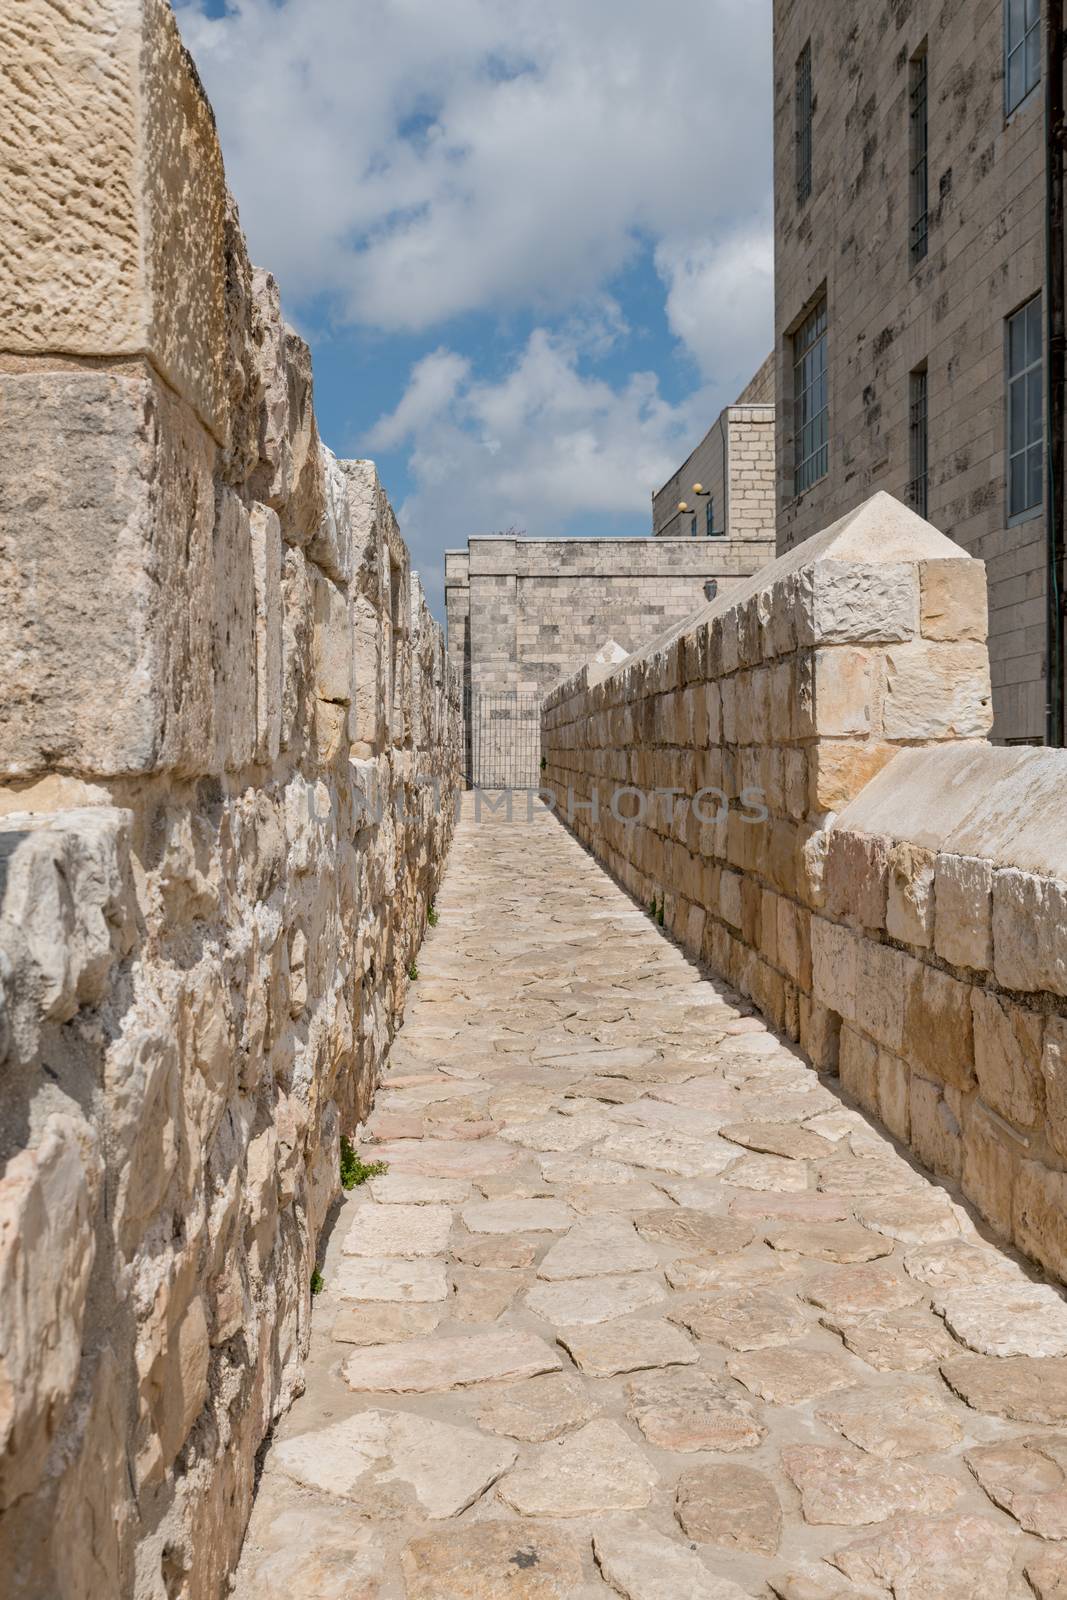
[909,47,929,266]
[793,299,828,496]
[908,366,929,519]
[1006,0,1040,115]
[1007,295,1043,519]
[796,41,813,205]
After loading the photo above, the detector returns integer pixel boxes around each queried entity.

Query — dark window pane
[1010,454,1027,514]
[1008,48,1025,111]
[1009,0,1027,38]
[1028,444,1044,508]
[1028,367,1044,441]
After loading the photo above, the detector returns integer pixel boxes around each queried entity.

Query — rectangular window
[705,498,719,537]
[796,41,813,205]
[690,513,698,538]
[909,47,929,266]
[1007,295,1043,519]
[1006,0,1040,115]
[793,298,828,496]
[908,365,929,519]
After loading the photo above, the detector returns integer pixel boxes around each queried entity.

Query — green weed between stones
[407,961,419,981]
[427,902,439,927]
[340,1136,388,1191]
[310,1269,324,1295]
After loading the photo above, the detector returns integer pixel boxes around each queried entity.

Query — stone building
[445,532,774,784]
[651,355,777,543]
[772,0,1057,744]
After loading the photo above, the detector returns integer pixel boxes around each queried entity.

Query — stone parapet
[0,5,461,1596]
[540,492,1067,1279]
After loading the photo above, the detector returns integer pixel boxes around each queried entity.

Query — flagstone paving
[233,801,1067,1599]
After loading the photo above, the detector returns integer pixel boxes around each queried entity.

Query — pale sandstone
[675,1463,782,1554]
[671,1287,809,1348]
[726,1347,860,1404]
[475,1373,599,1442]
[592,1528,753,1600]
[272,1411,516,1518]
[933,1282,1067,1357]
[830,1514,1018,1600]
[330,1304,443,1345]
[331,1258,449,1303]
[817,1384,962,1459]
[536,1216,659,1280]
[401,1522,585,1600]
[462,1199,574,1235]
[526,1274,667,1327]
[558,1316,698,1376]
[769,1223,892,1263]
[782,1445,961,1525]
[626,1369,765,1451]
[343,1328,561,1393]
[940,1355,1067,1423]
[341,1203,452,1259]
[498,1419,658,1516]
[966,1434,1067,1538]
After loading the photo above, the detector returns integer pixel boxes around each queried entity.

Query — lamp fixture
[677,500,688,512]
[692,483,711,497]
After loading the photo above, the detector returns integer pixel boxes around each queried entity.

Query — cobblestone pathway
[234,803,1067,1600]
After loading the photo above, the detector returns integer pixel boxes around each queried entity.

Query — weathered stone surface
[817,1383,963,1459]
[536,1216,659,1279]
[331,1303,443,1345]
[770,1223,892,1263]
[527,1274,667,1327]
[726,1347,859,1404]
[462,1199,574,1235]
[498,1419,658,1516]
[592,1528,753,1600]
[559,1316,698,1376]
[830,1514,1018,1600]
[730,1192,850,1223]
[903,1240,1020,1289]
[378,1139,523,1179]
[1028,1549,1067,1600]
[272,1410,516,1517]
[626,1369,765,1451]
[401,1522,586,1600]
[965,1434,1067,1537]
[342,1203,452,1259]
[454,1234,539,1268]
[720,1122,834,1160]
[803,1264,923,1321]
[724,1153,811,1192]
[672,1287,809,1348]
[539,1153,635,1185]
[934,1282,1067,1357]
[782,1445,961,1525]
[854,1194,964,1245]
[343,1328,561,1393]
[500,1112,613,1153]
[451,1267,525,1323]
[940,1354,1067,1423]
[596,1128,730,1177]
[475,1373,599,1442]
[675,1463,783,1554]
[235,1506,386,1600]
[835,1309,961,1372]
[633,1208,755,1253]
[331,1258,449,1303]
[367,1173,471,1205]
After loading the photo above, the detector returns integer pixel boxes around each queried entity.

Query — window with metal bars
[908,366,929,519]
[792,298,828,496]
[796,41,813,205]
[1007,295,1044,520]
[1005,0,1041,115]
[909,48,929,266]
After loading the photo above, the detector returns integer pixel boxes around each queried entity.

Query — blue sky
[177,0,773,615]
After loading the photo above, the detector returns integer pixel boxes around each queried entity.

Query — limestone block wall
[545,489,1067,1281]
[817,743,1067,1284]
[0,5,460,1598]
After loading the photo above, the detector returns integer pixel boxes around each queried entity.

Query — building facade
[652,355,778,544]
[445,533,775,783]
[773,0,1056,743]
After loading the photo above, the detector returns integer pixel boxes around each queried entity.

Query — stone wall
[542,493,1066,1281]
[0,5,460,1598]
[773,0,1051,742]
[447,535,772,699]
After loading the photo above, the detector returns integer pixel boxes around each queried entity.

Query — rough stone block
[312,572,353,706]
[250,271,325,542]
[811,916,859,1023]
[808,741,899,815]
[251,505,283,765]
[961,1102,1019,1238]
[823,830,889,930]
[854,939,907,1054]
[881,643,992,740]
[807,563,918,644]
[0,369,217,778]
[972,990,1043,1131]
[902,959,975,1089]
[1014,1161,1067,1282]
[992,869,1067,997]
[919,560,988,642]
[909,1075,963,1183]
[308,446,354,586]
[0,1114,101,1508]
[213,488,257,771]
[0,0,230,442]
[886,842,935,948]
[812,649,874,736]
[1044,1019,1067,1160]
[933,854,993,972]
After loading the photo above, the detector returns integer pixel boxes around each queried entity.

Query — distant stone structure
[446,532,775,784]
[652,355,777,542]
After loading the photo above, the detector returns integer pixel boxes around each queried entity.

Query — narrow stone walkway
[234,803,1067,1600]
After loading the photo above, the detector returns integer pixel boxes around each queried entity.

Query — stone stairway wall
[0,3,461,1596]
[543,491,1067,1286]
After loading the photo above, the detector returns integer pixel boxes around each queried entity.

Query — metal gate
[463,690,542,789]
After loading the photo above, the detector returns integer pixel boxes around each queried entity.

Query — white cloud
[176,0,772,344]
[367,326,712,607]
[656,225,775,389]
